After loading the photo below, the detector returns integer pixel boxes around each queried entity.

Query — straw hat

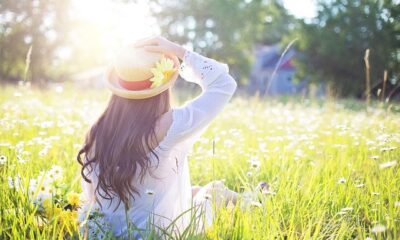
[105,47,180,99]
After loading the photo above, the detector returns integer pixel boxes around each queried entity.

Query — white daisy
[379,160,397,169]
[248,156,261,169]
[0,155,7,165]
[250,201,262,208]
[371,224,386,233]
[338,177,346,184]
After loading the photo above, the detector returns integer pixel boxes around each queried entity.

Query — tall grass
[0,85,399,239]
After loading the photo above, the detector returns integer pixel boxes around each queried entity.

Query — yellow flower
[43,198,63,219]
[54,207,62,216]
[59,210,71,224]
[67,192,80,207]
[149,57,176,88]
[58,210,78,235]
[43,198,52,212]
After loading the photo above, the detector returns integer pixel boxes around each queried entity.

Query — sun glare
[71,0,159,61]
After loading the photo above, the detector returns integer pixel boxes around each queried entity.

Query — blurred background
[0,0,399,100]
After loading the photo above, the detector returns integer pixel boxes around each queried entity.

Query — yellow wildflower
[58,209,78,235]
[149,57,176,88]
[58,210,71,225]
[43,198,62,219]
[67,192,80,208]
[43,198,52,212]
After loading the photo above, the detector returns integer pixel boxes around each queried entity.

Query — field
[0,84,399,239]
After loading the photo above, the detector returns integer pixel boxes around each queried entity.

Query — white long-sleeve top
[79,50,237,239]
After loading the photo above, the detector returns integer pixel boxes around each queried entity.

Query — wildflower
[29,178,37,188]
[145,189,155,195]
[295,149,304,157]
[8,175,21,189]
[341,207,353,212]
[371,192,380,196]
[46,165,63,183]
[7,176,14,188]
[55,86,63,93]
[17,155,26,164]
[58,209,78,233]
[43,199,62,218]
[223,139,234,147]
[380,146,397,152]
[28,189,37,199]
[371,224,386,233]
[262,190,276,195]
[49,165,63,175]
[355,183,365,188]
[338,207,353,215]
[379,160,397,169]
[309,160,316,166]
[338,177,346,184]
[258,142,267,150]
[43,198,52,210]
[67,192,80,207]
[394,201,400,207]
[248,156,261,169]
[250,201,262,208]
[149,57,176,88]
[39,148,48,157]
[0,142,11,148]
[256,181,274,195]
[37,190,52,203]
[0,155,7,165]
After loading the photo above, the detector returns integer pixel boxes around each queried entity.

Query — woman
[77,36,239,239]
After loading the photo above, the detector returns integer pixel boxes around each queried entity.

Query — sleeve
[162,50,237,148]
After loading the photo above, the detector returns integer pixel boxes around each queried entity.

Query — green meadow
[0,85,399,239]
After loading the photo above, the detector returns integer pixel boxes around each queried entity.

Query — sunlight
[283,0,317,19]
[71,0,159,61]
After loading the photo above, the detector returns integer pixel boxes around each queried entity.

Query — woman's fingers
[133,37,159,48]
[143,45,165,53]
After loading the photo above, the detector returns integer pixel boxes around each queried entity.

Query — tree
[0,0,72,85]
[292,0,399,97]
[147,0,294,85]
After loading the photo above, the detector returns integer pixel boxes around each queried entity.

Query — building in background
[247,44,309,96]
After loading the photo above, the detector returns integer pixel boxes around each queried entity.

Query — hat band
[118,77,152,91]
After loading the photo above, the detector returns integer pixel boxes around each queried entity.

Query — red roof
[280,59,295,70]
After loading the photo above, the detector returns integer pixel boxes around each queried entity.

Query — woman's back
[79,48,237,239]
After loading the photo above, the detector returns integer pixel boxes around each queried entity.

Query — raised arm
[164,50,237,145]
[135,36,237,147]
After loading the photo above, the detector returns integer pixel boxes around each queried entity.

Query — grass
[0,84,399,239]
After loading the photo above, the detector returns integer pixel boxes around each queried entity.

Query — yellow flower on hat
[150,57,176,88]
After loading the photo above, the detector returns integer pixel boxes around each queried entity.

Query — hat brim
[105,54,180,99]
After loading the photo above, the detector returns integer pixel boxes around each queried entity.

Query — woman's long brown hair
[77,89,171,212]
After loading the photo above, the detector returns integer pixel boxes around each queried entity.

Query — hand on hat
[134,36,186,60]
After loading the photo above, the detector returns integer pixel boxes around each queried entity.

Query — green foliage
[148,0,294,85]
[0,85,399,239]
[0,0,73,85]
[0,0,399,98]
[292,0,399,97]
